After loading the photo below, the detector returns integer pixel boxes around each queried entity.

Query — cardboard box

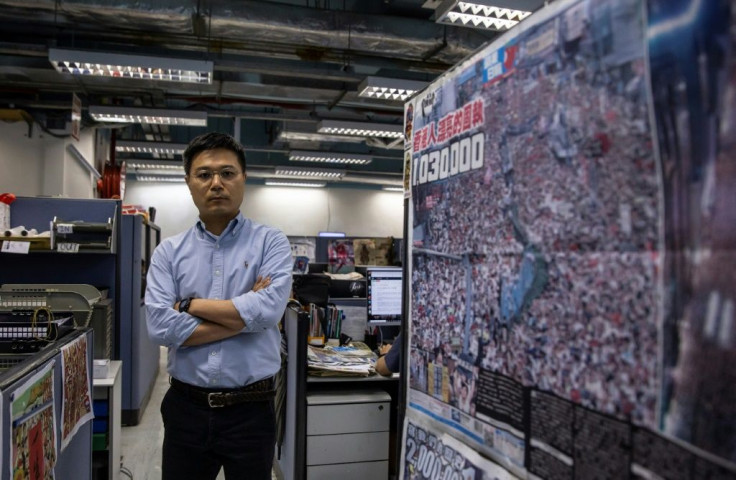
[93,359,110,379]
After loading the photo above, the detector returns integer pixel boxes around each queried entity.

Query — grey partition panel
[0,329,94,480]
[119,215,160,425]
[277,306,308,480]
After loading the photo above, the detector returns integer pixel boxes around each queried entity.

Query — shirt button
[211,351,217,356]
[215,270,221,276]
[215,245,219,249]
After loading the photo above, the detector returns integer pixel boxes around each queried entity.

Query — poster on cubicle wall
[60,334,93,451]
[402,0,736,478]
[9,361,57,480]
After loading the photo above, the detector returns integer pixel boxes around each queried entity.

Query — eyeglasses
[190,168,242,184]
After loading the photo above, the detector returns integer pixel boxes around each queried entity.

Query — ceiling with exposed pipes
[0,0,544,187]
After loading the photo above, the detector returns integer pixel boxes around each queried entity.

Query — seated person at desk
[375,333,402,376]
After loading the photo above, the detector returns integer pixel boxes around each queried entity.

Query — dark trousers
[161,386,276,480]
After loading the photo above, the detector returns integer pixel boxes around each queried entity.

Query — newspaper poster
[10,361,57,480]
[353,237,393,266]
[327,239,354,273]
[648,0,736,465]
[404,0,736,477]
[288,236,316,261]
[404,101,415,198]
[402,416,518,479]
[60,334,93,450]
[0,390,3,477]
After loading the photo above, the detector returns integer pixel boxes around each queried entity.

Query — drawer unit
[307,431,389,464]
[307,461,388,480]
[307,392,391,435]
[306,390,391,479]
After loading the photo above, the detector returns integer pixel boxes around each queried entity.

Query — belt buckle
[207,392,226,408]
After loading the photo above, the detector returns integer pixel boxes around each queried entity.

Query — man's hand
[252,275,271,292]
[378,343,392,356]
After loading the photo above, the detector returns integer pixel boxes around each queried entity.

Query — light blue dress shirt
[145,212,292,388]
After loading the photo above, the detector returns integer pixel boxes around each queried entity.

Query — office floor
[120,347,278,480]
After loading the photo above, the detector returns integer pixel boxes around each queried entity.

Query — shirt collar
[195,212,246,241]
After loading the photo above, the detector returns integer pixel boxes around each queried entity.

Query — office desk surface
[93,360,122,387]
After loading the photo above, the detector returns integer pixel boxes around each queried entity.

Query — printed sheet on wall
[60,333,94,450]
[9,361,57,480]
[403,0,736,478]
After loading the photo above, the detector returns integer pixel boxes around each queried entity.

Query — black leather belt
[170,377,275,408]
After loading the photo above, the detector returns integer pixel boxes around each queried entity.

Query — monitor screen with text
[366,267,403,326]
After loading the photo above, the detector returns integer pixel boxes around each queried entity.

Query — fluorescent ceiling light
[125,160,184,171]
[265,180,327,188]
[435,1,533,31]
[116,141,187,155]
[89,106,207,126]
[358,76,427,102]
[274,166,345,179]
[277,130,367,144]
[289,150,372,165]
[318,120,403,139]
[134,175,185,183]
[49,48,213,84]
[382,186,404,192]
[318,231,346,237]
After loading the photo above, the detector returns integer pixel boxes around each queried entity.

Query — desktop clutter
[291,271,380,377]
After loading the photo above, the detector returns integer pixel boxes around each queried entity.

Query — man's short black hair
[183,132,246,175]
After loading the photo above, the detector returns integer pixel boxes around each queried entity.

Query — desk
[277,308,400,480]
[93,360,122,480]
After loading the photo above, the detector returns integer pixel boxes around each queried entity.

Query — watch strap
[179,297,193,314]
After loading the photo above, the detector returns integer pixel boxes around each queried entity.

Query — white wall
[0,121,97,199]
[123,181,405,240]
[0,122,44,196]
[0,121,405,239]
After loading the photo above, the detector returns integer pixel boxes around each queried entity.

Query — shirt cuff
[165,313,202,347]
[232,294,261,332]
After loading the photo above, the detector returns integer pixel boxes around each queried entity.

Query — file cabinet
[306,390,391,479]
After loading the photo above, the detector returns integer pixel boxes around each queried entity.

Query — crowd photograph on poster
[403,0,736,478]
[9,363,57,480]
[60,334,94,450]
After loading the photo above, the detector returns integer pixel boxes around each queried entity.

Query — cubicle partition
[277,305,308,480]
[118,214,160,425]
[1,197,160,426]
[0,329,94,480]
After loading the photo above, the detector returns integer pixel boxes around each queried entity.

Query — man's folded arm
[180,275,272,331]
[145,247,202,348]
[182,322,242,346]
[231,232,294,332]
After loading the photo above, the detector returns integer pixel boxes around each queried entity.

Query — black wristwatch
[178,297,193,314]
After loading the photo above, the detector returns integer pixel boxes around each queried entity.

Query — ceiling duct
[0,0,488,67]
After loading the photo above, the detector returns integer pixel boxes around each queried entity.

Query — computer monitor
[366,266,403,326]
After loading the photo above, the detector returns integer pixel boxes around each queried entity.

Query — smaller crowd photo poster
[10,362,57,480]
[60,334,94,450]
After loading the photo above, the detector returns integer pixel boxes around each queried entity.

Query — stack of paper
[307,344,377,376]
